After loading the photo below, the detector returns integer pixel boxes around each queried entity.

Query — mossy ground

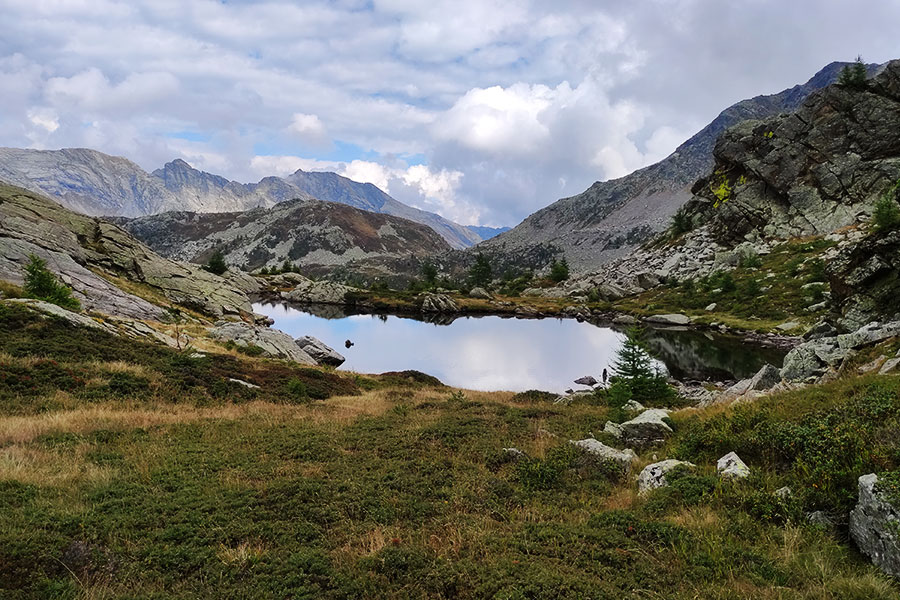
[1,302,899,598]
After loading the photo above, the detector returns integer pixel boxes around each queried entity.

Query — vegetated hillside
[1,300,899,598]
[118,198,452,280]
[0,149,489,249]
[0,181,257,320]
[471,60,881,274]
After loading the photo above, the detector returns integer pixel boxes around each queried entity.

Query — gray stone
[622,399,646,412]
[645,313,692,326]
[502,447,526,462]
[748,364,781,391]
[574,375,598,387]
[569,438,638,475]
[612,314,638,325]
[717,451,750,479]
[285,278,358,305]
[859,356,888,374]
[775,486,792,500]
[850,473,900,577]
[228,378,260,389]
[469,287,492,300]
[6,299,114,332]
[837,321,900,350]
[803,321,837,340]
[880,357,900,374]
[295,336,346,367]
[705,303,718,311]
[806,511,834,528]
[209,322,316,364]
[603,421,624,439]
[619,409,673,447]
[637,459,696,494]
[776,321,802,332]
[420,293,459,313]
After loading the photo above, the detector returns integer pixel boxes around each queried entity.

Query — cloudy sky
[2,0,899,227]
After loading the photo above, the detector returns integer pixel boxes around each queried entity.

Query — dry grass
[0,444,115,486]
[216,541,268,567]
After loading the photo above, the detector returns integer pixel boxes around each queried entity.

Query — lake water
[254,302,786,393]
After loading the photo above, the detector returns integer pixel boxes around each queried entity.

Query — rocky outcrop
[462,61,866,274]
[850,473,900,577]
[0,183,253,320]
[282,278,359,305]
[420,293,459,313]
[569,439,637,475]
[209,322,316,364]
[295,336,345,367]
[120,198,452,279]
[637,459,696,494]
[781,320,900,382]
[469,287,492,300]
[828,230,900,330]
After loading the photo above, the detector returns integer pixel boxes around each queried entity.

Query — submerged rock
[850,473,900,577]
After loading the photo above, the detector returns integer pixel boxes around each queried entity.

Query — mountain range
[0,148,507,249]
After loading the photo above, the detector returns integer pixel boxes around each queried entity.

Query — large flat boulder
[850,473,900,577]
[569,438,637,475]
[645,313,692,326]
[209,322,316,364]
[295,336,345,367]
[620,408,673,447]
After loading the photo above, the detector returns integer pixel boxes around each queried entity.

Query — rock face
[463,61,868,274]
[829,230,900,330]
[119,199,452,279]
[781,320,900,382]
[637,460,696,494]
[0,148,489,249]
[0,183,254,320]
[569,439,638,475]
[295,336,345,367]
[619,409,673,447]
[420,293,459,313]
[850,473,900,577]
[209,322,316,365]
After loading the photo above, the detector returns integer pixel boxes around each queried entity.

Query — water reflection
[254,303,784,393]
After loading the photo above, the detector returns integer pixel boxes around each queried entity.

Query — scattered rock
[622,399,646,412]
[776,321,802,332]
[469,287,492,300]
[619,409,673,447]
[775,486,792,500]
[705,303,718,311]
[612,314,638,325]
[420,293,459,313]
[859,356,888,374]
[803,320,837,341]
[806,511,834,528]
[603,421,624,439]
[569,438,638,475]
[837,321,900,350]
[502,447,526,462]
[645,313,692,326]
[880,358,900,374]
[849,473,900,577]
[637,459,696,494]
[717,452,750,479]
[253,313,275,327]
[228,378,259,389]
[295,336,346,367]
[574,375,598,387]
[209,322,316,364]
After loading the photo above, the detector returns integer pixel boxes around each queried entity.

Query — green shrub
[421,262,438,287]
[837,56,868,90]
[872,189,900,232]
[669,206,692,237]
[285,377,308,401]
[739,249,762,268]
[516,445,577,491]
[468,253,493,288]
[22,254,81,311]
[642,466,718,515]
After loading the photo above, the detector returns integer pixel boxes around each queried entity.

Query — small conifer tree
[837,56,868,90]
[22,254,81,311]
[204,250,228,275]
[549,258,570,283]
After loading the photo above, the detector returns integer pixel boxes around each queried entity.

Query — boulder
[521,288,543,297]
[295,336,346,367]
[880,358,900,374]
[705,303,718,312]
[603,421,624,439]
[569,438,637,475]
[849,473,900,577]
[612,314,638,325]
[837,321,900,350]
[776,321,802,332]
[803,320,837,341]
[7,299,114,332]
[622,399,646,412]
[595,283,627,301]
[209,322,316,364]
[502,447,526,462]
[574,375,598,387]
[469,287,492,300]
[717,452,750,479]
[774,486,792,500]
[637,459,696,494]
[420,293,459,313]
[780,338,851,381]
[645,313,692,326]
[619,409,673,447]
[748,364,781,391]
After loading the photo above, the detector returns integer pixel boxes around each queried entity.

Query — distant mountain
[464,225,510,240]
[473,61,883,273]
[117,198,452,281]
[0,148,491,249]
